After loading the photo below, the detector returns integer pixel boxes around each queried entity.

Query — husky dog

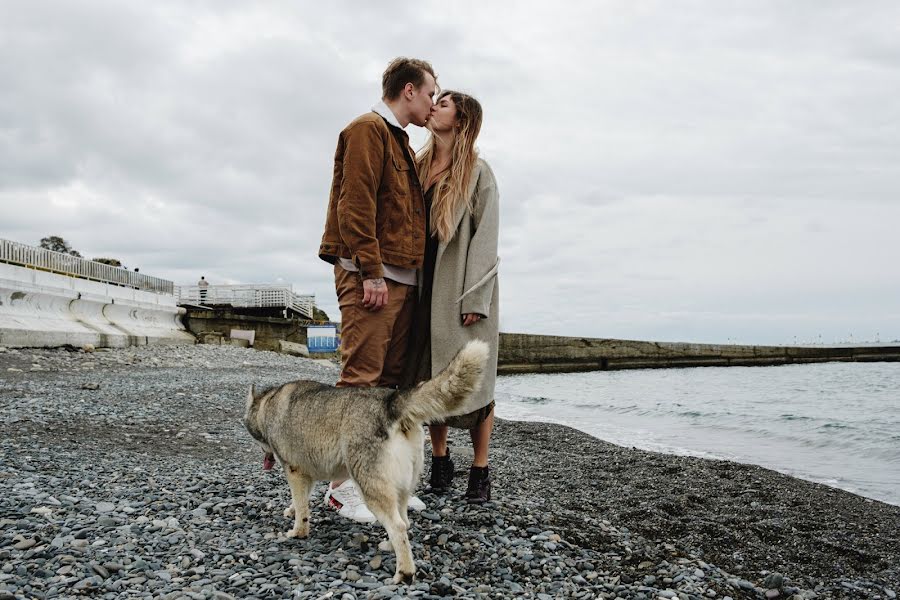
[244,340,489,583]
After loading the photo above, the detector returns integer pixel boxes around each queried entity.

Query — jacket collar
[371,101,404,130]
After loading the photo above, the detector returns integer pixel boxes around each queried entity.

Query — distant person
[198,276,209,303]
[403,90,500,504]
[317,57,437,522]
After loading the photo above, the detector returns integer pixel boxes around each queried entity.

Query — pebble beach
[1,344,898,599]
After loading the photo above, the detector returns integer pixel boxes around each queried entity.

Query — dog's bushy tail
[395,340,490,430]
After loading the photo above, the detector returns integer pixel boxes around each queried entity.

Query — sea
[494,361,900,506]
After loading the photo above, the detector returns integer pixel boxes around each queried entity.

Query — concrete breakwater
[183,309,308,352]
[0,262,194,349]
[179,310,900,374]
[498,333,900,374]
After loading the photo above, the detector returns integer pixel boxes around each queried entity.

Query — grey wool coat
[427,158,500,415]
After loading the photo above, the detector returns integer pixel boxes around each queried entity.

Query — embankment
[498,332,900,374]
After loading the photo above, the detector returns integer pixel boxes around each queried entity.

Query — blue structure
[308,325,339,353]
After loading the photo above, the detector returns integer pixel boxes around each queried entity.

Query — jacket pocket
[385,153,414,255]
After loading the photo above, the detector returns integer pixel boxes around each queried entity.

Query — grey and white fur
[244,340,489,583]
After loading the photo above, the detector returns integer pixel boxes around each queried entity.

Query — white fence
[175,284,315,319]
[0,238,174,295]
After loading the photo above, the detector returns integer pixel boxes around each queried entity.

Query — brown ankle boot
[465,465,490,504]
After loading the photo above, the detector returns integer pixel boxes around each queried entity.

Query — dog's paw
[283,505,295,518]
[392,570,415,585]
[284,528,308,539]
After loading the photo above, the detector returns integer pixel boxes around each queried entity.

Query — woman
[404,90,500,504]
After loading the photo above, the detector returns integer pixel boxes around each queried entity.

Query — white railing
[175,284,315,319]
[0,238,174,295]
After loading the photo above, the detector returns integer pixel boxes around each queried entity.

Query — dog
[244,340,489,583]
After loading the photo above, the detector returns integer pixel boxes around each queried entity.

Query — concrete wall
[183,309,308,352]
[0,262,194,348]
[498,333,900,374]
[178,305,900,373]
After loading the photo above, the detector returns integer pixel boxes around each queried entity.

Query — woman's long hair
[416,90,483,242]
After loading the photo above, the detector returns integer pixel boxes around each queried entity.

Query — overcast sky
[2,1,898,345]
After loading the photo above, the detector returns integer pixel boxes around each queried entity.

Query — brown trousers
[334,265,415,388]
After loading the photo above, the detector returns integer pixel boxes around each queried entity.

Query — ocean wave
[819,422,854,430]
[518,396,552,405]
[778,413,813,421]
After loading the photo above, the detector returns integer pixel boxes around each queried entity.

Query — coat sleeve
[336,122,385,279]
[459,163,500,317]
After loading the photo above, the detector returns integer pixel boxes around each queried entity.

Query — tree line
[39,235,124,268]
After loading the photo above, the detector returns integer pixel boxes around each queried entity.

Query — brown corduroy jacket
[318,112,425,279]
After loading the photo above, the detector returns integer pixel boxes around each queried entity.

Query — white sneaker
[407,495,426,512]
[324,481,377,523]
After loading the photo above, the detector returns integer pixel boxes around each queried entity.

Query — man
[197,276,209,303]
[318,57,437,522]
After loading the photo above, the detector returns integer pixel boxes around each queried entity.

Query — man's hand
[362,277,389,311]
[462,313,482,327]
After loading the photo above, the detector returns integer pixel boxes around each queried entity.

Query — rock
[73,577,98,591]
[764,573,785,590]
[90,563,110,579]
[198,332,224,345]
[83,344,96,353]
[766,590,781,599]
[13,538,37,550]
[432,577,453,596]
[369,555,382,570]
[344,570,360,582]
[278,341,310,357]
[95,501,116,513]
[82,382,101,390]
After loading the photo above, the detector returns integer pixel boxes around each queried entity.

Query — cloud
[2,0,898,343]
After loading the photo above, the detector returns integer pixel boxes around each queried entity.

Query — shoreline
[491,407,900,509]
[2,345,898,599]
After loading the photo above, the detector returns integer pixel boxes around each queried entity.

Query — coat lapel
[436,163,483,261]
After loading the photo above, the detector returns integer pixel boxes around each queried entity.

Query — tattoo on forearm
[370,278,386,289]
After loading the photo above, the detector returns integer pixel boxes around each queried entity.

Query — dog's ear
[246,384,256,406]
